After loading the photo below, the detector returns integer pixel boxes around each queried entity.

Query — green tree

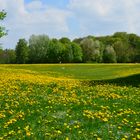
[6,49,16,63]
[59,38,74,63]
[113,32,129,43]
[71,42,83,62]
[0,49,16,64]
[80,38,95,62]
[113,40,129,63]
[128,33,140,62]
[80,38,102,62]
[0,47,4,63]
[92,40,103,62]
[29,35,50,63]
[15,39,29,64]
[61,43,73,63]
[59,37,71,44]
[47,39,63,63]
[0,10,7,38]
[103,45,117,63]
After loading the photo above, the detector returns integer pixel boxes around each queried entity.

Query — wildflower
[121,138,126,140]
[0,113,5,119]
[57,130,62,134]
[102,118,108,122]
[118,126,121,129]
[135,128,140,132]
[66,137,69,140]
[137,135,140,139]
[26,131,31,136]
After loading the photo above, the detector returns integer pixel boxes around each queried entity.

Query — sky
[0,0,140,49]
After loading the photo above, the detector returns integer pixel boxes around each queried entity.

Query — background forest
[0,32,140,64]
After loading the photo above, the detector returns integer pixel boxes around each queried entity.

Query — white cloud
[1,0,140,49]
[68,0,140,35]
[68,0,115,17]
[0,0,72,48]
[122,0,140,33]
[26,0,43,11]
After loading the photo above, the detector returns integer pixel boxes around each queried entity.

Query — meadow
[0,64,140,140]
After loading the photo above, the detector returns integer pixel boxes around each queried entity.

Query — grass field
[0,64,140,140]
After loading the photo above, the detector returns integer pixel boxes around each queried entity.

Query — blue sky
[25,0,69,9]
[1,0,140,49]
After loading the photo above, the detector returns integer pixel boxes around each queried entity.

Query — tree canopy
[15,39,29,64]
[0,10,7,38]
[0,32,140,64]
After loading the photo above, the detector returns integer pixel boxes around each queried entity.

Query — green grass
[2,63,140,80]
[0,64,140,140]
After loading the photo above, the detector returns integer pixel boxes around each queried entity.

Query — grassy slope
[0,64,140,139]
[1,63,140,80]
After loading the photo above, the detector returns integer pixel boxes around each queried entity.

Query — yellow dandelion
[26,131,31,136]
[66,137,69,140]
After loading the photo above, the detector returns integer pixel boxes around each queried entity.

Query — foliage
[0,49,16,64]
[71,42,83,62]
[15,39,29,64]
[103,45,117,63]
[1,32,140,63]
[59,38,82,63]
[59,37,71,44]
[113,40,129,63]
[29,35,50,63]
[80,38,103,62]
[0,10,7,38]
[47,39,63,63]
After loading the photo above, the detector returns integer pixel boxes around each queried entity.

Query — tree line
[0,11,140,64]
[0,32,140,64]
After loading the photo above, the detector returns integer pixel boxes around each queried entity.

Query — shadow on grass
[86,73,140,87]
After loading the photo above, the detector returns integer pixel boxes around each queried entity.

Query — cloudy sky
[0,0,140,49]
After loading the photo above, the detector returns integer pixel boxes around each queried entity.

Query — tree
[71,42,83,62]
[47,39,63,63]
[61,42,73,63]
[15,39,29,64]
[128,34,140,62]
[0,49,16,64]
[80,38,95,62]
[59,37,71,44]
[0,10,7,38]
[92,40,103,62]
[113,40,130,63]
[0,47,4,63]
[80,38,102,62]
[6,49,16,63]
[29,35,50,63]
[113,32,129,43]
[103,45,117,63]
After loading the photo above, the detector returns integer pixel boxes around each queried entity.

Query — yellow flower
[26,131,31,136]
[66,137,69,140]
[64,123,67,126]
[0,113,5,119]
[78,131,82,134]
[57,130,62,134]
[121,138,126,140]
[118,126,121,129]
[102,118,108,122]
[135,128,140,132]
[137,135,140,139]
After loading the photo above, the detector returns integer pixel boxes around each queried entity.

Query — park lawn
[1,63,140,80]
[0,64,140,140]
